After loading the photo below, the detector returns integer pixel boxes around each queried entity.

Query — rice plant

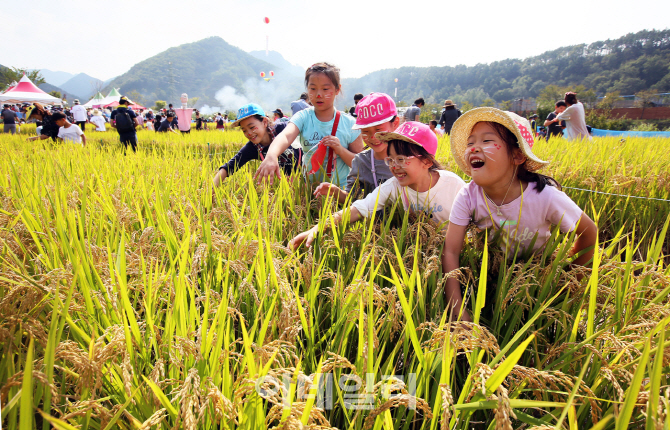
[0,129,668,429]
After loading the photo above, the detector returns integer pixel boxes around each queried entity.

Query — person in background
[215,112,224,130]
[2,104,18,134]
[429,120,444,137]
[438,99,461,135]
[35,120,43,136]
[54,111,86,145]
[291,92,310,115]
[26,103,59,141]
[110,96,139,152]
[195,111,204,130]
[153,114,162,131]
[403,97,424,123]
[348,93,364,117]
[90,109,106,131]
[157,111,179,134]
[556,92,591,140]
[273,108,287,125]
[529,114,538,136]
[71,99,87,131]
[544,100,567,139]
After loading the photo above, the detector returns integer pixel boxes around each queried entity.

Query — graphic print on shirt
[307,132,322,146]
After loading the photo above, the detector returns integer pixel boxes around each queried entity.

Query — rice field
[0,124,669,429]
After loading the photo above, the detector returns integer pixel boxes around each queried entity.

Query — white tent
[0,74,62,104]
[96,88,122,107]
[83,91,106,108]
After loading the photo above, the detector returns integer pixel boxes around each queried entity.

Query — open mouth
[393,171,407,180]
[470,158,485,169]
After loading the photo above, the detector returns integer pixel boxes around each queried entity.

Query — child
[429,120,444,137]
[90,109,106,131]
[441,107,597,321]
[54,112,86,146]
[213,103,303,186]
[290,122,466,249]
[254,62,365,188]
[313,92,399,203]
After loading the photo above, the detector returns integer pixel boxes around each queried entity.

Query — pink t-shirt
[449,181,583,253]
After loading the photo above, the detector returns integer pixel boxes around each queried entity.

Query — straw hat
[450,107,548,176]
[92,109,101,115]
[443,99,456,107]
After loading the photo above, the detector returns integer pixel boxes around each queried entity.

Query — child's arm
[570,213,597,267]
[289,207,362,250]
[254,123,300,185]
[441,223,472,322]
[313,183,348,204]
[81,133,86,147]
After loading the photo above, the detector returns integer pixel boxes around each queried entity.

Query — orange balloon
[260,72,266,77]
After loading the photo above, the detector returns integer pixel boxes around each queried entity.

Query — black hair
[486,122,560,192]
[300,92,308,100]
[564,92,578,106]
[305,62,341,90]
[387,139,442,171]
[166,112,174,118]
[354,93,364,101]
[52,112,67,121]
[414,98,425,106]
[555,100,567,108]
[36,120,42,127]
[429,120,438,126]
[274,108,284,117]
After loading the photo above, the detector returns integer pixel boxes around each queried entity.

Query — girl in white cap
[442,107,597,322]
[313,92,399,203]
[290,122,465,250]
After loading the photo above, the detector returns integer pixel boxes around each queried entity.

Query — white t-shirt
[90,115,106,131]
[556,102,591,140]
[71,104,87,122]
[58,124,84,143]
[449,181,583,253]
[352,170,466,227]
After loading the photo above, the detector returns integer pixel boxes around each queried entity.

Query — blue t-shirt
[290,107,361,189]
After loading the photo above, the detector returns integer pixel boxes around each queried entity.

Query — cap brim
[450,107,549,177]
[375,131,422,147]
[231,114,255,127]
[351,115,394,130]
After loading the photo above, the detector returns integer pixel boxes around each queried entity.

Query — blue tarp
[591,128,670,138]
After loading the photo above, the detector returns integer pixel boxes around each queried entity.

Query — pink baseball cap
[375,121,438,156]
[352,92,398,130]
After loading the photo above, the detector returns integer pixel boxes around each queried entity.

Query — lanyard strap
[370,153,377,186]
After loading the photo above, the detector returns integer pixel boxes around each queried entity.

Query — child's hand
[289,227,318,251]
[321,135,342,156]
[254,156,282,186]
[313,183,340,198]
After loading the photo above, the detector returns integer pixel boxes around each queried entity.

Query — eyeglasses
[383,156,415,167]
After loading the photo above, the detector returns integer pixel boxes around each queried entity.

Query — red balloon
[269,71,274,77]
[260,72,265,77]
[264,17,270,24]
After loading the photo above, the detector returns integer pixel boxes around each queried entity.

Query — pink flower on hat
[514,120,535,148]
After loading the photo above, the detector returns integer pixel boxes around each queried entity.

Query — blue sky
[3,0,669,81]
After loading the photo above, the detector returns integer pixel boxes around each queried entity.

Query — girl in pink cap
[290,121,466,250]
[441,107,597,322]
[313,92,399,203]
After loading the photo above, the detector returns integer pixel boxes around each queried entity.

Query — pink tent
[0,75,62,104]
[104,101,146,110]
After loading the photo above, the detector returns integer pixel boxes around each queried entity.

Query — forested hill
[103,37,281,106]
[344,29,670,105]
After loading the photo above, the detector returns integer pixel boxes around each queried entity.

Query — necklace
[483,180,524,244]
[483,171,516,216]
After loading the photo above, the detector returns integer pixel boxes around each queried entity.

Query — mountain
[38,69,75,87]
[248,50,305,77]
[103,36,291,107]
[344,29,670,106]
[38,83,81,102]
[60,73,103,100]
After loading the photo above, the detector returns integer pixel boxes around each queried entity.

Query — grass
[0,126,669,429]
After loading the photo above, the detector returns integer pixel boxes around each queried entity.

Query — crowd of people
[1,61,599,321]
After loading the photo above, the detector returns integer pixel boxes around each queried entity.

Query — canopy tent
[83,91,106,108]
[94,88,126,108]
[0,75,62,104]
[103,101,146,110]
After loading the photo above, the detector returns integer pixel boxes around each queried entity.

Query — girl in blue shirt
[254,62,365,188]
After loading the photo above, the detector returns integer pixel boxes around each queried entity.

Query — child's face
[360,119,396,154]
[387,144,431,187]
[307,73,339,112]
[239,116,267,145]
[55,118,66,127]
[556,105,566,114]
[465,122,523,187]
